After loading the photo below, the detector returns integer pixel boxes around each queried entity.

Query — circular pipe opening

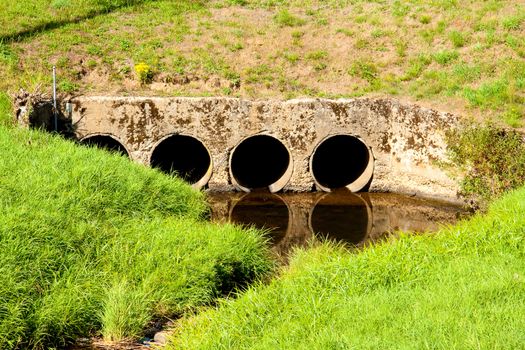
[309,191,372,245]
[230,193,289,245]
[310,134,374,192]
[229,134,293,193]
[80,134,129,157]
[150,134,212,188]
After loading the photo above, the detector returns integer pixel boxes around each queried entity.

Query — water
[207,190,469,256]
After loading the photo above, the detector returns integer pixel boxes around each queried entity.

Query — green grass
[0,124,272,349]
[502,14,523,31]
[0,0,157,40]
[0,92,12,126]
[432,50,459,65]
[273,9,305,27]
[169,187,525,349]
[349,59,380,90]
[448,30,467,48]
[305,50,328,60]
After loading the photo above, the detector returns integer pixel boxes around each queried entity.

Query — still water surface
[207,190,468,256]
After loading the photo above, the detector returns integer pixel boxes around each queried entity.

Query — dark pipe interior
[81,135,129,157]
[231,193,288,244]
[231,135,290,190]
[311,192,370,245]
[150,135,211,184]
[311,135,370,189]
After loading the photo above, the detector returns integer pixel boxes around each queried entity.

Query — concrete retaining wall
[66,96,459,200]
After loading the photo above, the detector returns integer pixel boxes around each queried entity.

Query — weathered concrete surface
[67,96,459,200]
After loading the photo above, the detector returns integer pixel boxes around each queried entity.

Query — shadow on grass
[0,0,157,43]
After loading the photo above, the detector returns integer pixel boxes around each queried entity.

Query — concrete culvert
[150,134,212,188]
[310,134,374,192]
[230,135,293,192]
[80,135,129,157]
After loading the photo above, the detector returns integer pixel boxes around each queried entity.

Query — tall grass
[170,187,525,349]
[0,126,272,349]
[0,92,12,126]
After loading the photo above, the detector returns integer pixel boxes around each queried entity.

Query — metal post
[53,66,57,132]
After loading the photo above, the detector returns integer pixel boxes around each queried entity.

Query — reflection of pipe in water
[229,192,290,245]
[309,190,373,245]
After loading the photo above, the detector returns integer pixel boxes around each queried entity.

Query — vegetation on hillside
[0,0,156,40]
[0,124,272,349]
[170,187,525,349]
[447,122,525,204]
[0,0,524,125]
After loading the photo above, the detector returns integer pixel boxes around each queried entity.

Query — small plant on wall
[134,62,154,84]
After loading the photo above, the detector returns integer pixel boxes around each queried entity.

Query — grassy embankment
[0,97,272,349]
[170,188,525,349]
[1,0,524,125]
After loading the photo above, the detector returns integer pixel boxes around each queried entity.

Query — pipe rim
[149,133,213,189]
[309,133,374,192]
[79,133,131,157]
[229,133,294,193]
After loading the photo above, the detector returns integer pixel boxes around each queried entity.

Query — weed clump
[502,15,523,30]
[449,30,467,48]
[446,122,525,203]
[274,9,305,27]
[419,14,431,24]
[349,60,380,90]
[134,62,154,84]
[433,50,459,65]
